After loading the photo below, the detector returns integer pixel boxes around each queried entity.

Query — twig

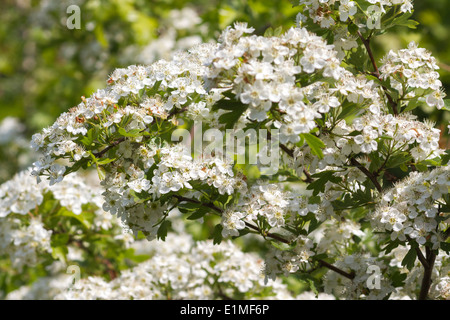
[93,106,187,158]
[356,30,398,115]
[266,129,314,183]
[318,260,355,280]
[173,195,355,280]
[350,158,382,192]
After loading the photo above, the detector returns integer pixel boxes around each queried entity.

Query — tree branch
[406,236,429,269]
[173,195,355,280]
[357,31,380,78]
[418,246,437,300]
[93,106,187,158]
[356,30,399,115]
[350,158,382,192]
[318,260,355,280]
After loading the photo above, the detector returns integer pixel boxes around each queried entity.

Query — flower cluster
[30,43,217,184]
[209,24,347,142]
[101,141,247,240]
[0,169,124,271]
[264,234,315,279]
[297,0,413,29]
[314,218,367,256]
[25,15,450,301]
[7,233,301,300]
[323,254,395,300]
[371,166,450,248]
[0,216,52,271]
[380,41,446,110]
[432,276,450,300]
[295,1,414,60]
[337,112,443,161]
[221,182,320,237]
[381,246,449,300]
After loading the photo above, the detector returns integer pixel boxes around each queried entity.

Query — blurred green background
[0,0,449,182]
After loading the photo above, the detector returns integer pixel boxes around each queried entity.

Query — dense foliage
[1,0,449,300]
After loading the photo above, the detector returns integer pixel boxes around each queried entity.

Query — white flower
[339,0,357,22]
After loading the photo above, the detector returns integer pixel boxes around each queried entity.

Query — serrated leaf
[382,240,400,254]
[386,152,412,169]
[441,242,450,253]
[212,224,223,245]
[118,127,142,138]
[218,108,247,129]
[187,207,209,220]
[401,246,417,271]
[307,279,319,298]
[157,220,171,241]
[385,11,419,30]
[391,270,407,287]
[301,133,325,159]
[307,171,341,196]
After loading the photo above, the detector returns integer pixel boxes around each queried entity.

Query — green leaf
[402,99,421,113]
[369,151,382,173]
[79,127,99,147]
[441,242,450,254]
[307,279,319,298]
[337,101,360,121]
[146,80,162,95]
[97,165,106,181]
[348,23,358,35]
[382,240,400,254]
[391,270,407,287]
[386,11,419,29]
[415,163,428,172]
[51,234,69,247]
[65,158,90,176]
[212,224,223,245]
[51,246,68,264]
[401,246,417,271]
[118,127,143,138]
[212,98,241,111]
[386,152,412,169]
[264,27,274,37]
[270,241,294,251]
[218,106,248,129]
[441,150,450,165]
[157,220,171,241]
[178,201,201,214]
[56,207,93,229]
[301,133,325,159]
[273,26,283,37]
[187,207,209,220]
[308,218,322,234]
[307,171,341,196]
[442,99,450,112]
